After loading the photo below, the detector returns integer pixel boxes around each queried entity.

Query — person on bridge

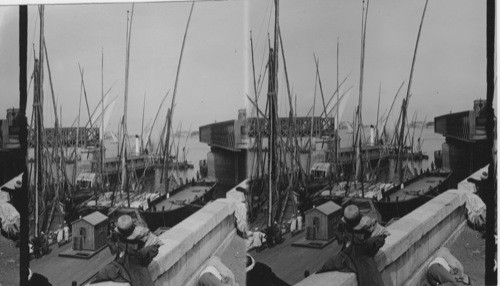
[316,204,389,286]
[425,247,470,286]
[197,256,238,286]
[56,224,64,247]
[63,221,70,244]
[91,215,163,286]
[28,269,52,286]
[246,254,290,286]
[252,227,265,252]
[297,212,303,231]
[289,215,297,233]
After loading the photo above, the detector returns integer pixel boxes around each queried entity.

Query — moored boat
[375,169,451,222]
[140,177,217,231]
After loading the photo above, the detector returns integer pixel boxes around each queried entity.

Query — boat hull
[140,180,216,231]
[375,171,451,223]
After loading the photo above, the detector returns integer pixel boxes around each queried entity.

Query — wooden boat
[315,181,396,206]
[375,169,451,223]
[140,178,217,231]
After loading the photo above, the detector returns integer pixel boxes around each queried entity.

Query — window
[313,217,319,226]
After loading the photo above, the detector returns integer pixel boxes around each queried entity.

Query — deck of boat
[153,185,212,211]
[387,175,444,201]
[31,242,113,286]
[250,231,341,285]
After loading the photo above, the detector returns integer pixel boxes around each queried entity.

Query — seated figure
[426,247,470,286]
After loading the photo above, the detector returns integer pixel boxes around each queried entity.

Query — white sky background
[0,1,247,139]
[248,0,489,131]
[0,0,492,141]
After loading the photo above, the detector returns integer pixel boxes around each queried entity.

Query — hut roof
[306,201,341,216]
[82,211,108,226]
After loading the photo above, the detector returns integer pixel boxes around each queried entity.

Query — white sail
[345,121,354,133]
[327,83,353,123]
[102,97,117,134]
[337,87,352,123]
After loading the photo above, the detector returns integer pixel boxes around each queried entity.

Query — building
[434,99,490,185]
[304,201,342,241]
[199,109,248,194]
[71,211,108,251]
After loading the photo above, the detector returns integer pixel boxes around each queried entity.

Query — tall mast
[355,0,369,196]
[279,25,302,219]
[335,38,340,175]
[397,0,429,183]
[33,58,40,237]
[140,91,146,154]
[34,4,46,237]
[376,82,381,143]
[267,0,279,227]
[162,2,195,195]
[101,48,105,189]
[122,6,134,207]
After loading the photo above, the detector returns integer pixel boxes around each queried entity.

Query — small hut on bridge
[71,211,108,251]
[304,201,342,241]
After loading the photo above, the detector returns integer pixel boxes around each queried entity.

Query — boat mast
[396,0,429,183]
[307,71,318,176]
[101,48,105,190]
[162,2,195,195]
[122,6,134,207]
[354,0,369,196]
[44,26,71,230]
[267,0,279,227]
[336,38,340,178]
[376,82,381,144]
[279,26,301,220]
[34,4,46,237]
[140,91,146,154]
[33,58,40,237]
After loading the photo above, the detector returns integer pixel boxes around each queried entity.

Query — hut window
[80,227,86,236]
[313,217,319,226]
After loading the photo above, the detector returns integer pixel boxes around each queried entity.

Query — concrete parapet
[90,198,239,286]
[151,198,238,285]
[295,189,467,286]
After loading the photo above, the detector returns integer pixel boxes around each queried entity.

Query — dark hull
[140,181,216,231]
[375,171,451,223]
[140,203,201,231]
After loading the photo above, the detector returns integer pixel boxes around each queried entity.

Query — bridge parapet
[296,189,467,286]
[88,193,244,286]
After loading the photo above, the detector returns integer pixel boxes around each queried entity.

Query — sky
[0,0,491,142]
[0,1,247,140]
[247,0,489,131]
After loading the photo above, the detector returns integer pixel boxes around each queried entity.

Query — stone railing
[90,198,240,286]
[296,189,467,286]
[150,199,239,286]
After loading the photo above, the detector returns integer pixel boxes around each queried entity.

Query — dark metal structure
[27,127,100,148]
